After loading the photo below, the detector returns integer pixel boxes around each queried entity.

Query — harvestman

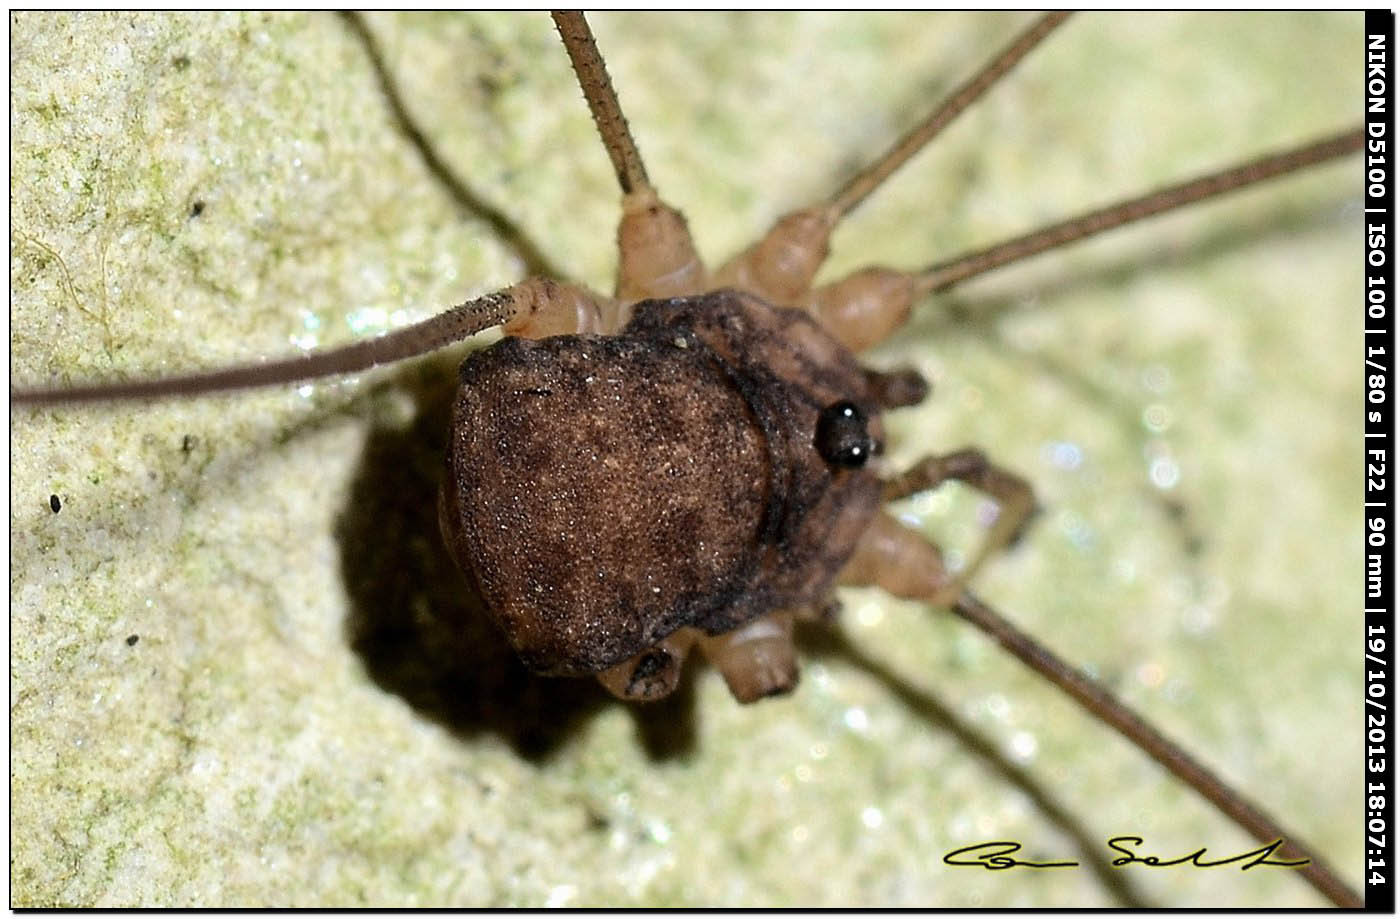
[12,12,1365,906]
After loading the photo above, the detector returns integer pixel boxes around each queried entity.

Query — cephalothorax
[11,11,1364,906]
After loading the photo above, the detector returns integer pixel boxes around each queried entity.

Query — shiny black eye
[815,401,875,469]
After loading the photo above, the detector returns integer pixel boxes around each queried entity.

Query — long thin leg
[884,448,1036,595]
[715,13,1069,307]
[836,516,1362,907]
[825,12,1072,220]
[11,278,612,405]
[950,592,1362,909]
[913,127,1365,295]
[806,127,1364,353]
[551,12,705,304]
[550,10,650,197]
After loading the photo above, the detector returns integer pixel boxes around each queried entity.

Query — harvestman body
[12,12,1365,907]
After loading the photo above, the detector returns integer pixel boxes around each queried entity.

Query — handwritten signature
[943,837,1310,872]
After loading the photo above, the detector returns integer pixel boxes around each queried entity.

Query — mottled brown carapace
[441,291,896,701]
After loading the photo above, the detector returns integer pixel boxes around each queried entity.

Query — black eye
[815,401,875,469]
